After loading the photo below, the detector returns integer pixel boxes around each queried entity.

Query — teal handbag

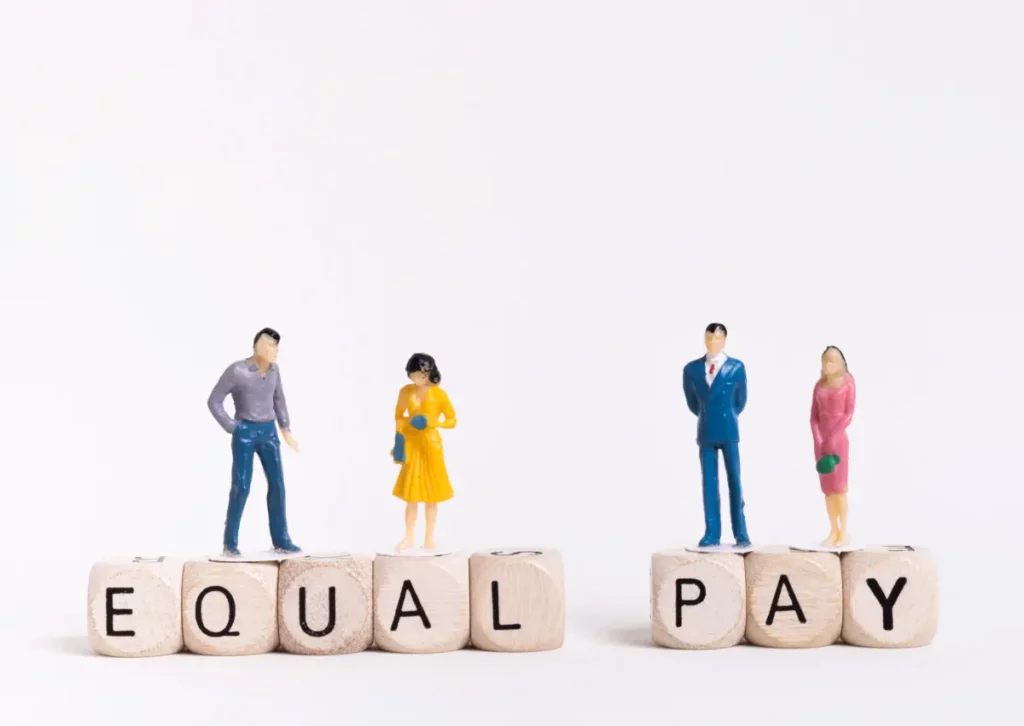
[816,454,840,474]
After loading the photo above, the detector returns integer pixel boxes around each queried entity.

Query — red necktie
[709,363,716,375]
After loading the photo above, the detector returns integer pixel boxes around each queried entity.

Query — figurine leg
[698,445,721,547]
[256,425,299,552]
[424,503,438,550]
[396,502,417,551]
[224,422,256,553]
[835,492,849,544]
[722,442,749,546]
[822,495,840,546]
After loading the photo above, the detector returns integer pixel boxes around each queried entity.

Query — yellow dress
[392,383,456,503]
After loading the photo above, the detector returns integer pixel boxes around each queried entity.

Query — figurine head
[406,353,441,385]
[252,327,281,364]
[704,323,727,356]
[820,346,848,380]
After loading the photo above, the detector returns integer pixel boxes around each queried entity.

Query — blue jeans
[224,420,292,549]
[699,442,749,544]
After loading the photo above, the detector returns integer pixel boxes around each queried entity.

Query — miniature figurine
[811,346,856,547]
[208,327,302,557]
[682,323,751,548]
[390,353,457,551]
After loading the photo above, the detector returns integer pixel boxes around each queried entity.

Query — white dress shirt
[705,351,727,386]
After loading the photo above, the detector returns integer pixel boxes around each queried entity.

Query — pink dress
[810,374,856,495]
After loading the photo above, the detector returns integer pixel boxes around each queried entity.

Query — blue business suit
[683,356,750,546]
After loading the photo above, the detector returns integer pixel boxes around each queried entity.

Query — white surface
[2,0,1022,723]
[208,549,310,563]
[685,544,756,554]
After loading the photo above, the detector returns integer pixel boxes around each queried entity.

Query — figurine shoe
[698,534,720,547]
[222,544,241,557]
[274,542,302,554]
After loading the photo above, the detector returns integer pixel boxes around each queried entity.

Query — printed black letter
[490,550,544,556]
[491,580,522,631]
[766,575,806,625]
[105,587,135,637]
[390,580,431,631]
[299,586,337,637]
[195,586,240,637]
[675,578,706,628]
[866,577,907,631]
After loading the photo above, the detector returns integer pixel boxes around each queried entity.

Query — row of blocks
[88,549,564,656]
[651,545,938,648]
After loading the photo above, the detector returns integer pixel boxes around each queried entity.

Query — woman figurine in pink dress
[810,346,856,547]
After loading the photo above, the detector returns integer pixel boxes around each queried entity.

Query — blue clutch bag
[392,432,406,463]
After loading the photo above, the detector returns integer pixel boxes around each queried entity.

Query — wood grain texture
[841,545,938,648]
[87,557,184,657]
[278,554,373,654]
[469,548,565,652]
[745,546,842,648]
[182,559,279,655]
[651,549,745,649]
[373,552,469,653]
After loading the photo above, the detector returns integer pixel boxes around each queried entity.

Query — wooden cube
[182,559,279,655]
[373,552,469,653]
[469,548,565,652]
[841,545,938,648]
[650,549,745,649]
[278,553,373,654]
[745,546,842,648]
[87,556,184,657]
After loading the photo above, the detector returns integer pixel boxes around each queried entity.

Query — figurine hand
[282,430,300,452]
[410,415,428,430]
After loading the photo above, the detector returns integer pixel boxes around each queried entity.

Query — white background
[3,1,1022,724]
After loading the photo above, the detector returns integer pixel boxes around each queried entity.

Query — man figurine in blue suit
[683,323,751,548]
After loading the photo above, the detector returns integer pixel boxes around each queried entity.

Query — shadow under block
[88,557,184,657]
[650,549,745,649]
[469,548,565,652]
[373,552,470,653]
[841,546,938,648]
[745,547,842,648]
[278,554,374,654]
[182,559,279,655]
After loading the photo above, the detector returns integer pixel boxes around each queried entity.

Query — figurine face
[821,348,846,377]
[704,329,726,356]
[409,370,430,385]
[254,333,279,364]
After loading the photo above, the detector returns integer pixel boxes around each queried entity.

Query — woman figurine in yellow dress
[390,353,456,551]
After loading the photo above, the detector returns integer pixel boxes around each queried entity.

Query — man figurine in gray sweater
[208,327,302,557]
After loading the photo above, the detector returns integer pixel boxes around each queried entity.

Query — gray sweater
[208,360,291,434]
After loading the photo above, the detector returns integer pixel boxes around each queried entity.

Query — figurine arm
[207,365,238,434]
[435,390,457,429]
[837,378,856,430]
[683,368,700,415]
[273,366,291,432]
[810,386,823,447]
[733,363,747,414]
[394,388,409,432]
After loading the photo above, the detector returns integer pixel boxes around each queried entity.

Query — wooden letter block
[373,552,469,653]
[469,548,565,652]
[841,545,938,648]
[278,554,373,654]
[87,556,184,657]
[745,547,842,648]
[650,549,745,649]
[182,559,279,655]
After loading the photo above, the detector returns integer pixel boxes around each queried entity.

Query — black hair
[405,353,441,384]
[253,327,281,347]
[705,322,727,336]
[822,345,848,371]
